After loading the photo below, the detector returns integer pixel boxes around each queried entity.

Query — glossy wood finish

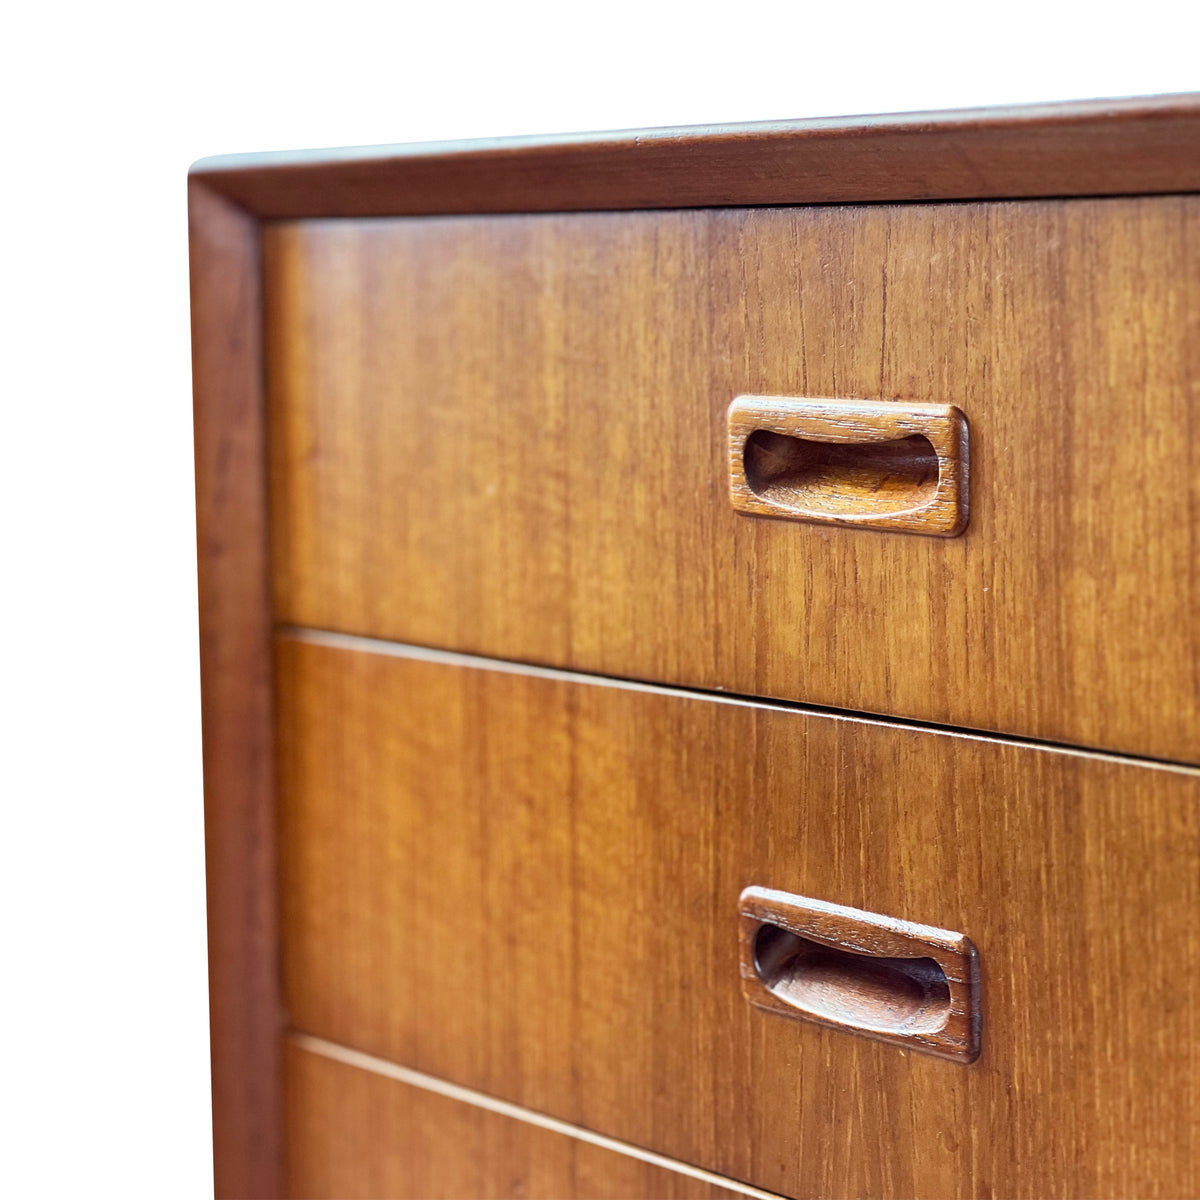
[264,198,1200,763]
[284,1037,758,1200]
[194,99,1200,1197]
[728,397,969,535]
[192,95,1200,219]
[189,179,283,1200]
[275,632,1200,1200]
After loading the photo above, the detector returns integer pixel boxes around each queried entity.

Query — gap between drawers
[276,624,1200,776]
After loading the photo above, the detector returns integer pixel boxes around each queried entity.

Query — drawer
[264,199,1200,762]
[285,1037,748,1199]
[276,630,1200,1200]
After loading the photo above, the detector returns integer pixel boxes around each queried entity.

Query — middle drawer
[276,630,1199,1200]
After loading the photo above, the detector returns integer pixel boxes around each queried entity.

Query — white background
[2,2,1195,1195]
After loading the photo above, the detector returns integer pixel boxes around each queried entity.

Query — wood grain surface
[188,179,283,1199]
[264,198,1200,763]
[284,1037,757,1200]
[191,94,1200,218]
[275,632,1200,1200]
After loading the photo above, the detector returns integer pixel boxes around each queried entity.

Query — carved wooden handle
[727,396,969,536]
[738,887,981,1062]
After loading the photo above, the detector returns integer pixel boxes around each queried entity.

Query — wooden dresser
[190,96,1200,1200]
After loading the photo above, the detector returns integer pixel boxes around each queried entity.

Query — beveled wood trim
[190,178,283,1199]
[190,93,1200,218]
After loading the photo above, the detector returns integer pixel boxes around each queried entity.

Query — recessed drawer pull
[727,396,969,535]
[738,887,981,1062]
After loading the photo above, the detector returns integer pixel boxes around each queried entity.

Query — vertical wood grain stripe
[289,1033,786,1200]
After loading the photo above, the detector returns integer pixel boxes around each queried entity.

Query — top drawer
[264,199,1200,761]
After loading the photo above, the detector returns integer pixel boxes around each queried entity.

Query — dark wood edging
[189,178,283,1200]
[191,93,1200,218]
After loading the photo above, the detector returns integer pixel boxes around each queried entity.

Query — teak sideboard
[190,96,1200,1200]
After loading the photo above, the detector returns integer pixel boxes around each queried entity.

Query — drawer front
[265,199,1200,762]
[285,1037,745,1199]
[276,632,1200,1200]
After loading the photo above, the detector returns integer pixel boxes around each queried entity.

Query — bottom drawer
[284,1036,747,1199]
[276,631,1200,1200]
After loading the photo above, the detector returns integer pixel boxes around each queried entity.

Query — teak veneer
[262,197,1200,762]
[275,632,1199,1200]
[191,95,1200,1200]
